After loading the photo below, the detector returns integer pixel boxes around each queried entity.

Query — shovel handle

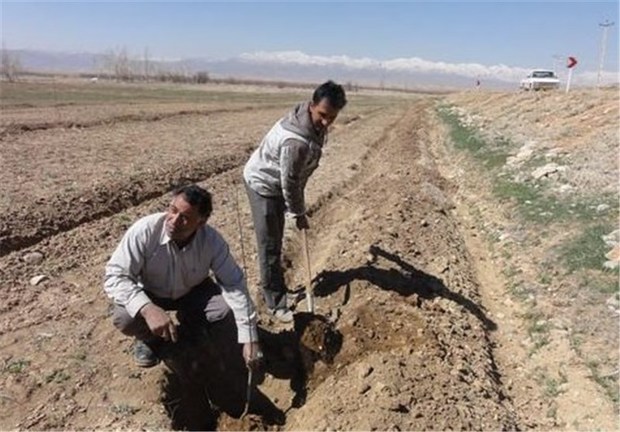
[302,228,315,313]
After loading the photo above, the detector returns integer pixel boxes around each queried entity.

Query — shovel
[301,228,315,313]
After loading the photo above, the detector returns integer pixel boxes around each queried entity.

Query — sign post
[565,56,578,93]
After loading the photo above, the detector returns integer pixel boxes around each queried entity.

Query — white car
[520,70,560,91]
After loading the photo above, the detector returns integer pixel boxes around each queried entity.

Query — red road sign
[567,56,578,68]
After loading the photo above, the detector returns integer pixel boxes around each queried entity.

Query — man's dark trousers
[244,182,287,311]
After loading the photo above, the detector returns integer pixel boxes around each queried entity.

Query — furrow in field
[0,104,290,138]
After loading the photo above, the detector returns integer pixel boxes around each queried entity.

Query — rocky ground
[0,80,617,430]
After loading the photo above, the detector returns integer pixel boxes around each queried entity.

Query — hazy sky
[2,1,619,75]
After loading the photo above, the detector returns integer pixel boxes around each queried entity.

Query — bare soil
[0,81,617,430]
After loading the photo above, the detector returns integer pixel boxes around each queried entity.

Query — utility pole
[143,47,150,82]
[597,19,615,88]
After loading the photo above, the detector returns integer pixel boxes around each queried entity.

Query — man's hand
[140,303,177,342]
[243,342,263,370]
[295,214,310,230]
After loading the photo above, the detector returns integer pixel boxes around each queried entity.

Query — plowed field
[1,80,617,430]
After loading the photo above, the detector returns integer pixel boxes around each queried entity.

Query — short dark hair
[173,184,213,218]
[312,80,347,110]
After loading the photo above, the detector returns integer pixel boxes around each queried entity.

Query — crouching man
[104,184,260,369]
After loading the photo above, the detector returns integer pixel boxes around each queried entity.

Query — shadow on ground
[313,244,497,331]
[157,312,342,430]
[157,314,282,431]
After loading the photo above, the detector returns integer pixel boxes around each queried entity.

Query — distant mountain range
[4,49,516,90]
[5,49,617,90]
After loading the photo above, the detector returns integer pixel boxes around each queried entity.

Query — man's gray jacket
[243,101,326,216]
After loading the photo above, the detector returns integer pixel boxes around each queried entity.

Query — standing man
[104,184,260,369]
[244,80,347,322]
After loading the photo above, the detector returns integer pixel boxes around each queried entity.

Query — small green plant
[533,366,568,400]
[507,281,531,301]
[539,271,552,286]
[5,359,30,374]
[492,176,617,224]
[493,180,542,214]
[585,360,620,404]
[45,369,70,384]
[532,333,551,352]
[111,403,140,417]
[579,271,620,294]
[528,318,549,335]
[569,333,583,350]
[544,371,568,397]
[501,249,514,260]
[436,106,511,169]
[71,350,88,361]
[560,225,611,273]
[524,310,550,353]
[116,213,133,224]
[502,264,521,279]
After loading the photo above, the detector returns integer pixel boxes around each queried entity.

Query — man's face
[164,194,206,242]
[309,98,341,133]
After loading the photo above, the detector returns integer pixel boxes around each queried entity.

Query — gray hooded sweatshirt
[243,102,326,216]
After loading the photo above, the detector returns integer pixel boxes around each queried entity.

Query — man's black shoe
[134,340,160,368]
